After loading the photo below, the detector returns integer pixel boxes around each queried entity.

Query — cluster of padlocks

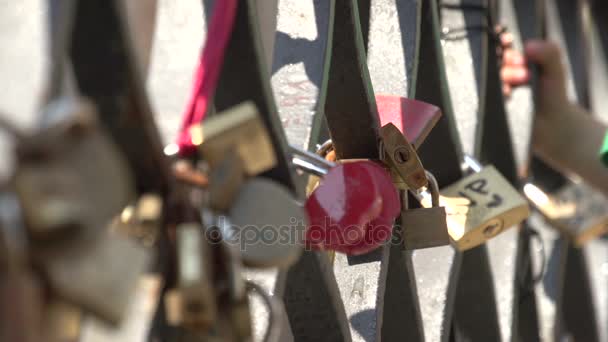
[1,0,608,341]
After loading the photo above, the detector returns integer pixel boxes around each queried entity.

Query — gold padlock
[190,101,276,177]
[208,151,245,212]
[524,182,608,246]
[422,166,530,251]
[165,222,217,329]
[379,123,428,191]
[402,171,451,250]
[111,194,163,246]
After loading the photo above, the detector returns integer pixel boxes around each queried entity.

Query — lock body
[191,101,276,176]
[525,182,608,246]
[11,98,149,325]
[424,166,530,251]
[167,223,217,329]
[229,178,304,268]
[401,206,451,250]
[379,123,428,190]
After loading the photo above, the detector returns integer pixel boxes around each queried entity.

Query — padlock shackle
[289,145,336,176]
[462,154,483,174]
[408,171,440,208]
[426,171,440,207]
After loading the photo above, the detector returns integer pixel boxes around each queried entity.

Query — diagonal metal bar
[69,0,170,194]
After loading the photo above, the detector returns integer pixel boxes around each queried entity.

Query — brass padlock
[524,182,608,246]
[402,171,451,250]
[379,123,428,190]
[111,193,163,247]
[190,101,276,177]
[422,165,530,251]
[208,151,245,212]
[165,222,217,329]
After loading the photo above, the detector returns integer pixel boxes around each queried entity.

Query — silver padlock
[228,178,305,269]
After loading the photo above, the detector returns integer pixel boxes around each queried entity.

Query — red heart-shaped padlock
[305,161,399,255]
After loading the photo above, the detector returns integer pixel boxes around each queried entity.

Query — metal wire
[517,226,547,294]
[438,0,508,60]
[246,280,282,342]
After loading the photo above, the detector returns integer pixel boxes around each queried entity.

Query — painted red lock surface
[376,95,441,149]
[305,161,399,255]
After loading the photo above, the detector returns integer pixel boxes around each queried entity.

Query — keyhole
[482,220,502,237]
[393,147,410,163]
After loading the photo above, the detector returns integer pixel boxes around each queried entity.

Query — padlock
[39,228,150,325]
[293,141,402,255]
[165,222,217,329]
[190,101,276,176]
[111,193,163,247]
[421,164,530,251]
[376,95,442,149]
[305,161,400,255]
[229,178,304,268]
[524,182,608,246]
[379,123,428,190]
[401,171,451,250]
[13,97,135,240]
[79,274,163,342]
[208,151,245,212]
[10,98,147,324]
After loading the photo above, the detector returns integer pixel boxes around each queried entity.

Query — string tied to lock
[174,0,238,157]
